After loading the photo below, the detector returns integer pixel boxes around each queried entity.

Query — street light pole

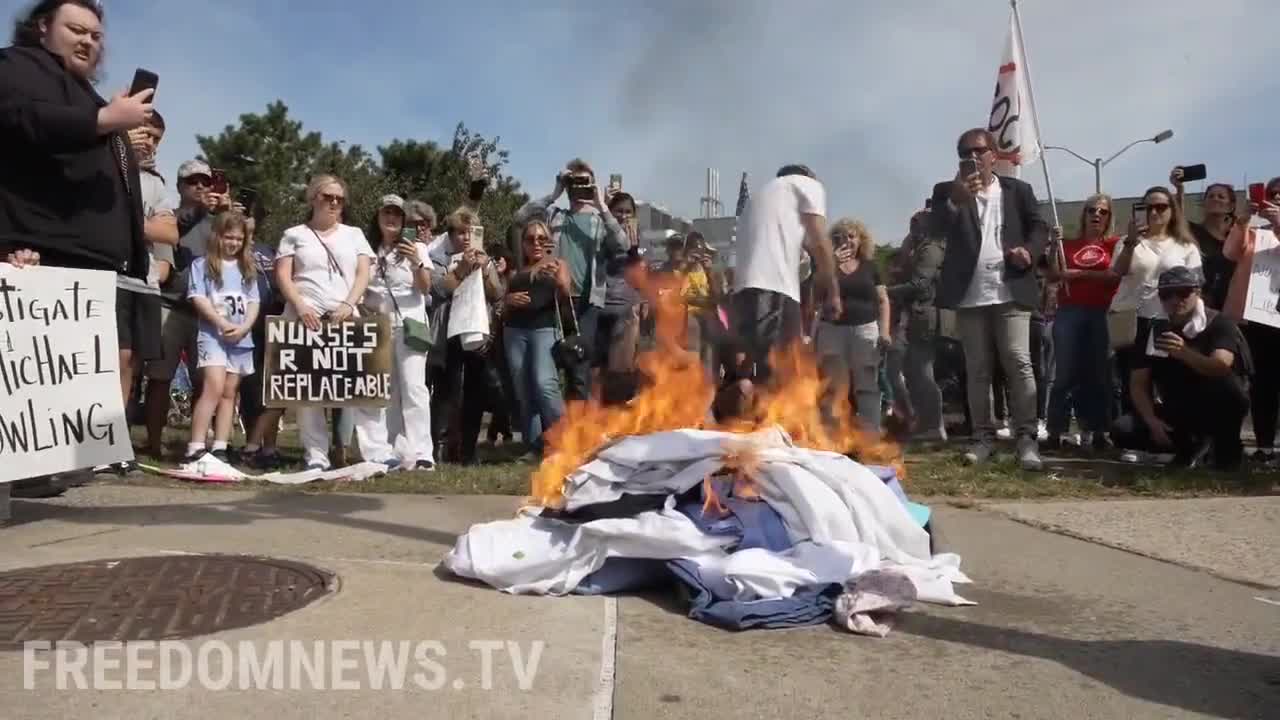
[1045,129,1174,194]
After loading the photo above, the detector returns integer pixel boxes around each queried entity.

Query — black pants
[1114,317,1153,420]
[1112,380,1249,469]
[432,338,493,463]
[728,288,802,386]
[1243,322,1280,449]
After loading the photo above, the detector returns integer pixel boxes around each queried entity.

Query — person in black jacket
[930,127,1049,471]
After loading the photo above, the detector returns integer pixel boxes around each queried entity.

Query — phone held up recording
[129,68,159,99]
[1148,318,1172,358]
[1178,163,1207,183]
[1249,183,1267,208]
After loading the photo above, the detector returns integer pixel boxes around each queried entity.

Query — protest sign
[1243,243,1280,329]
[0,265,132,482]
[262,315,392,408]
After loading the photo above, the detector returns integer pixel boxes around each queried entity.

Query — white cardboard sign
[0,265,132,482]
[1243,243,1280,330]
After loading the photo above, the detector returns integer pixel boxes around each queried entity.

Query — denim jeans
[1047,305,1112,435]
[504,326,565,452]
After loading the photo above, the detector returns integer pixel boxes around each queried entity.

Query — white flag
[987,10,1040,178]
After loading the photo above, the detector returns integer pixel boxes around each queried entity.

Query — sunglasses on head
[1158,287,1195,301]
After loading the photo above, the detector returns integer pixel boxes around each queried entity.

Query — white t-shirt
[118,170,176,295]
[958,177,1013,308]
[365,242,432,322]
[733,174,826,303]
[276,223,375,314]
[1109,235,1203,318]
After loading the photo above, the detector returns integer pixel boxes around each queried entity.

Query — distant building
[1038,189,1247,237]
[635,201,692,258]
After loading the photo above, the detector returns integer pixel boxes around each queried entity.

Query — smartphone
[959,158,978,178]
[1179,164,1207,183]
[129,68,159,98]
[234,186,257,212]
[401,227,418,243]
[1249,183,1267,207]
[1131,203,1147,226]
[470,225,485,252]
[1148,318,1172,357]
[210,168,228,195]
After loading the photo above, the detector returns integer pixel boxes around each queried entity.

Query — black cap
[1157,266,1203,291]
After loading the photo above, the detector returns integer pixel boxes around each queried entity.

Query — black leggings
[1244,322,1280,449]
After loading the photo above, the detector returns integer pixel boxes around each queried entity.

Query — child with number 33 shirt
[185,212,260,462]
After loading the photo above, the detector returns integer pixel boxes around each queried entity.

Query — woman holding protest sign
[361,194,436,471]
[275,175,397,471]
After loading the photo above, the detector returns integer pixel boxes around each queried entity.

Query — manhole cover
[0,555,334,649]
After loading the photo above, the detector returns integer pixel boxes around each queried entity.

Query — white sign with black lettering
[0,265,132,483]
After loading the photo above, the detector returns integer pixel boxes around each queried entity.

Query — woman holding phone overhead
[361,194,436,471]
[1222,176,1280,463]
[1171,166,1236,310]
[275,174,398,471]
[1109,185,1201,423]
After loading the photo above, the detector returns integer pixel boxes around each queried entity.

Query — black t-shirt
[503,269,559,330]
[1189,222,1235,310]
[834,261,883,326]
[1134,310,1250,402]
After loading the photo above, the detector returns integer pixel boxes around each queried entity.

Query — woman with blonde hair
[1044,194,1122,451]
[275,174,397,471]
[815,218,891,432]
[1110,185,1201,422]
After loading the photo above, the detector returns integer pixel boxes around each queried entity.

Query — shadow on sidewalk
[898,612,1280,720]
[8,491,462,548]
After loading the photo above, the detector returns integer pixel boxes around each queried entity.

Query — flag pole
[1011,0,1060,231]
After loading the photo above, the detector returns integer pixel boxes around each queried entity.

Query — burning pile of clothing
[444,427,974,636]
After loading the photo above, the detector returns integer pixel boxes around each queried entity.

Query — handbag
[552,291,588,369]
[378,254,435,353]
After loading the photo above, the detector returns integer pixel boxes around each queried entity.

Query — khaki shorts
[146,304,197,381]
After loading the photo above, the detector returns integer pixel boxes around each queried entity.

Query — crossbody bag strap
[377,255,407,321]
[309,227,348,283]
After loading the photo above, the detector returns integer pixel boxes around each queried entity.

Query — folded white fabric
[444,501,734,595]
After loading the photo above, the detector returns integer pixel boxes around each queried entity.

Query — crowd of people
[2,1,1277,490]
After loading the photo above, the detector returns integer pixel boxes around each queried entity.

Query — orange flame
[529,270,905,508]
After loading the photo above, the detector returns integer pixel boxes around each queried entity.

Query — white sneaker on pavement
[1036,420,1049,442]
[995,426,1013,441]
[1017,436,1044,471]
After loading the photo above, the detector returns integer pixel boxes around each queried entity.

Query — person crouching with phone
[1112,267,1252,470]
[361,195,436,471]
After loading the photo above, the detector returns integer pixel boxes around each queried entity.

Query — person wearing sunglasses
[275,174,397,472]
[1222,176,1280,463]
[1114,267,1252,470]
[930,128,1049,470]
[1171,168,1236,311]
[1110,186,1201,425]
[1043,194,1122,453]
[502,220,571,456]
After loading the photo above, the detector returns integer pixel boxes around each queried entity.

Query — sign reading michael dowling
[0,265,132,483]
[262,316,392,408]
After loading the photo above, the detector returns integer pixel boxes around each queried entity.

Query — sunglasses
[526,234,551,243]
[958,146,991,158]
[1085,207,1111,217]
[319,193,346,206]
[1157,287,1194,301]
[1146,203,1171,214]
[185,176,212,187]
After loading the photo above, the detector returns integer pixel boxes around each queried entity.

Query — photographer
[513,159,627,401]
[1114,267,1252,470]
[931,128,1048,470]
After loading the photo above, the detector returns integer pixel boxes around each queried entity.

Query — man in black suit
[930,128,1049,470]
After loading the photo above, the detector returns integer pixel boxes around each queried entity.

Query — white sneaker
[1017,436,1044,471]
[1120,451,1142,463]
[996,426,1014,441]
[1036,421,1049,442]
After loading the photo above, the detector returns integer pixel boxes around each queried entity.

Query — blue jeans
[504,326,565,451]
[1047,305,1112,435]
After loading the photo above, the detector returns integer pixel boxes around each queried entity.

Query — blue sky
[35,0,1280,243]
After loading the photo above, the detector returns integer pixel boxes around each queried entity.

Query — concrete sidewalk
[1,485,1277,719]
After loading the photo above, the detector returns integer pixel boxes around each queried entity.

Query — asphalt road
[1,486,1276,719]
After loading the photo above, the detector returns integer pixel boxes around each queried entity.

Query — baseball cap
[178,159,212,181]
[1157,266,1203,291]
[379,194,405,210]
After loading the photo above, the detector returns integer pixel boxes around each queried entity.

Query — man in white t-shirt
[721,164,838,412]
[931,128,1049,470]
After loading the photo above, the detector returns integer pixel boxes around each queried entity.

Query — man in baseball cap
[1115,265,1253,469]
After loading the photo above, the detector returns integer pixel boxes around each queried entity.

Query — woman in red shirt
[1045,195,1123,451]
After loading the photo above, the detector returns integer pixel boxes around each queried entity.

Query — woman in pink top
[1223,176,1280,462]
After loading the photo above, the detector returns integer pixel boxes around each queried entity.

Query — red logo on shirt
[1072,245,1107,269]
